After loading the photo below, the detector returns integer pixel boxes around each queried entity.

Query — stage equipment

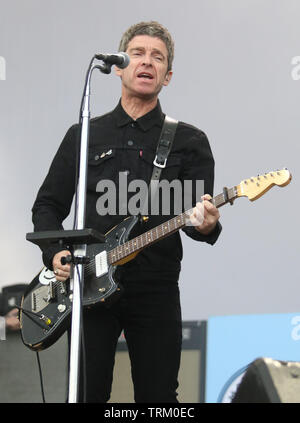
[110,321,207,403]
[232,357,300,403]
[24,53,129,403]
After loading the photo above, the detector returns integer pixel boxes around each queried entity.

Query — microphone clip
[94,52,129,73]
[97,63,112,74]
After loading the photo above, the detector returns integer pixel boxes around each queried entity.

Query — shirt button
[131,122,136,128]
[127,140,134,146]
[94,154,100,160]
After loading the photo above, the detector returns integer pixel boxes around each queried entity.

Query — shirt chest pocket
[138,150,182,182]
[87,148,117,189]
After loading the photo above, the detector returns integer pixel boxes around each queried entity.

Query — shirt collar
[112,99,165,131]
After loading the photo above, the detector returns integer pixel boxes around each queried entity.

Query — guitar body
[20,216,139,351]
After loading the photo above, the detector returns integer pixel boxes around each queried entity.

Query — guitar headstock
[236,168,292,201]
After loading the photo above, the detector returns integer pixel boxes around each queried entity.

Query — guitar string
[29,177,288,312]
[30,281,68,308]
[31,189,237,309]
[107,188,237,263]
[106,190,229,264]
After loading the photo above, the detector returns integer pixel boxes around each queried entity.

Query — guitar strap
[140,115,179,217]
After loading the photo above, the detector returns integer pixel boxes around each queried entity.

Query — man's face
[115,35,173,100]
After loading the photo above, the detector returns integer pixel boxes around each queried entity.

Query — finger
[55,274,69,282]
[189,203,204,226]
[54,268,70,281]
[55,275,68,282]
[53,264,71,276]
[60,263,71,273]
[201,194,212,201]
[54,268,70,277]
[201,197,219,216]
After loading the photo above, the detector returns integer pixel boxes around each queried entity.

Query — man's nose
[142,53,153,66]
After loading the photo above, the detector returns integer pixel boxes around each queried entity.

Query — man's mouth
[137,72,154,80]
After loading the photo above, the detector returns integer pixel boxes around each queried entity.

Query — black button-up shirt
[32,100,221,282]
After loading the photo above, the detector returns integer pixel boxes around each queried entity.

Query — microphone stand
[26,55,117,403]
[68,57,113,403]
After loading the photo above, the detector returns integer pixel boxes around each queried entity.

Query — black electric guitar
[20,169,291,351]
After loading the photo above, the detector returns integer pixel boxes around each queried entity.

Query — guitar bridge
[31,285,50,313]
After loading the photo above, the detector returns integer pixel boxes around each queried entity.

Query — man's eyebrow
[129,46,166,58]
[152,48,165,57]
[129,47,145,53]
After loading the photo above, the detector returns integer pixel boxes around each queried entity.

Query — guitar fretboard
[212,186,237,208]
[108,185,237,265]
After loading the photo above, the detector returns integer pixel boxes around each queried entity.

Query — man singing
[32,21,221,402]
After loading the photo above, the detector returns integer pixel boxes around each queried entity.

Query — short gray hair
[118,21,174,72]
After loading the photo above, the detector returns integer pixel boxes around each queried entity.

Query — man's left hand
[189,194,220,235]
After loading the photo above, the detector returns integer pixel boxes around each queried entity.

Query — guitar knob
[57,304,66,313]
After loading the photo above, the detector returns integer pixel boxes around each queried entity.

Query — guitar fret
[172,218,176,231]
[213,193,224,208]
[109,185,239,265]
[118,246,123,259]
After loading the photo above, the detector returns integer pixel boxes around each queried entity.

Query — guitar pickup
[95,251,108,278]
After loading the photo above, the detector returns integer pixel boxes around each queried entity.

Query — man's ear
[163,70,173,86]
[115,66,122,78]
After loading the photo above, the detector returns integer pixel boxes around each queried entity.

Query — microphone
[95,52,130,69]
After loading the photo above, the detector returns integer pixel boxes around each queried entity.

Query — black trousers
[75,276,182,403]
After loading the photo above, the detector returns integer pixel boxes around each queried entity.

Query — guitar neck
[212,186,237,208]
[108,185,237,265]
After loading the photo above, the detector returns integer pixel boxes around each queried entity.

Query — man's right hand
[52,250,71,281]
